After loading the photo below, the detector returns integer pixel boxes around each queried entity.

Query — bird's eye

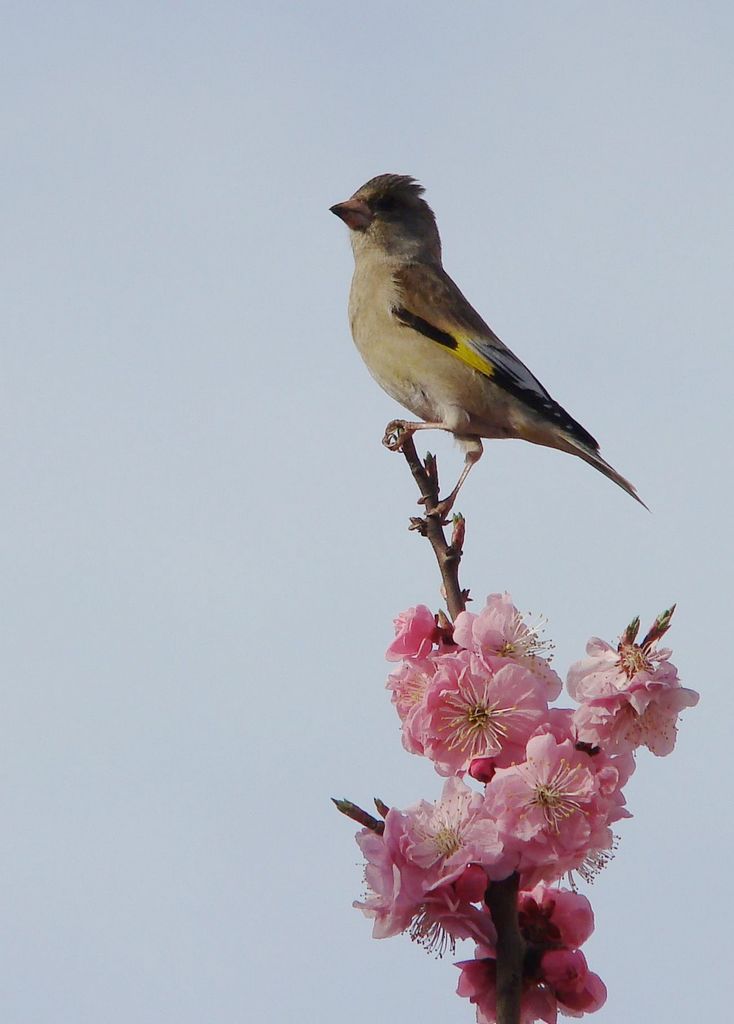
[374,195,398,214]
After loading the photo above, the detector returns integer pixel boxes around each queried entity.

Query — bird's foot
[382,419,414,451]
[425,495,456,524]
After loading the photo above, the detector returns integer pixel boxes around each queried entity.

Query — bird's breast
[347,258,440,421]
[346,256,498,434]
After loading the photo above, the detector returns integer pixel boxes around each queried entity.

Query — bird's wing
[393,262,598,451]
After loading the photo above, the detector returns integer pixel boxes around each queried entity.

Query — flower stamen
[432,825,462,858]
[441,692,514,754]
[410,908,455,958]
[617,642,652,679]
[529,759,585,832]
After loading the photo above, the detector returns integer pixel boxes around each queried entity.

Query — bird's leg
[429,438,483,521]
[382,419,452,451]
[383,422,483,520]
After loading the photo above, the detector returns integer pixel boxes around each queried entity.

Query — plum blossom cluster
[354,778,504,952]
[386,595,562,774]
[457,885,607,1023]
[354,776,607,1023]
[346,594,697,1023]
[386,596,696,773]
[458,884,606,1024]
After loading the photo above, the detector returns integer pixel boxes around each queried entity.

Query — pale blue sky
[1,3,730,1022]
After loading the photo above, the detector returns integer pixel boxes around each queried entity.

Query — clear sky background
[1,3,730,1022]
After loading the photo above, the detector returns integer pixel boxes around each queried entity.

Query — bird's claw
[425,498,455,524]
[382,420,411,451]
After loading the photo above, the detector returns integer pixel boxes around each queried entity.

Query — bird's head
[330,174,441,262]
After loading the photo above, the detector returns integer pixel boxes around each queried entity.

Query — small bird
[330,174,645,515]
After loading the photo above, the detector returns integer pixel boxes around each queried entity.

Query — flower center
[467,703,492,727]
[530,760,585,832]
[432,825,461,858]
[618,643,652,678]
[442,695,511,754]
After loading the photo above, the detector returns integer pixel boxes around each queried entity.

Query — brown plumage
[331,174,645,512]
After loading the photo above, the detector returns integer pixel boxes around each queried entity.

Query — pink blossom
[354,821,423,939]
[483,733,630,886]
[398,777,505,885]
[457,945,597,1024]
[457,885,605,1022]
[567,635,676,702]
[420,653,550,776]
[540,950,607,1014]
[453,594,562,699]
[413,878,497,955]
[573,681,698,756]
[386,605,437,661]
[568,619,698,756]
[456,947,500,1023]
[354,778,506,953]
[518,885,595,951]
[386,657,438,755]
[457,950,556,1024]
[387,657,436,721]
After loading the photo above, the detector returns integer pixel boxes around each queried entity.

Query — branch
[486,875,525,1024]
[396,436,525,1024]
[331,798,385,834]
[397,436,468,621]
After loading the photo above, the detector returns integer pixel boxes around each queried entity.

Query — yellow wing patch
[393,306,496,378]
[452,335,496,378]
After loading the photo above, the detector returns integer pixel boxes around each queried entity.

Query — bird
[330,173,645,516]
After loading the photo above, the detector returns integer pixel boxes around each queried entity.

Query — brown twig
[397,435,525,1024]
[486,875,525,1024]
[397,435,468,621]
[331,798,385,834]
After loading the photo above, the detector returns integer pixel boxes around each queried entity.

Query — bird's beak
[329,198,373,231]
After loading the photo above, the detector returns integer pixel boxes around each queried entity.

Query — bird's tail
[564,437,649,510]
